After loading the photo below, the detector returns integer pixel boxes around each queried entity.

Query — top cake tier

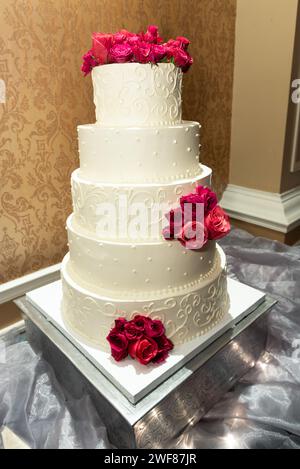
[92,62,182,126]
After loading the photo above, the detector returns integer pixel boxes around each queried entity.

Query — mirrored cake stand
[14,277,276,449]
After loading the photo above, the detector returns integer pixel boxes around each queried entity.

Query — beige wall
[230,0,298,193]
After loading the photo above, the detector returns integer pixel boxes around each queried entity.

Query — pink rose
[109,43,133,63]
[92,32,113,64]
[132,41,152,63]
[113,32,127,44]
[124,321,144,341]
[162,206,184,240]
[176,36,190,50]
[152,334,174,364]
[149,44,167,63]
[81,49,99,76]
[178,220,208,250]
[195,186,218,214]
[119,29,136,39]
[205,205,230,240]
[166,38,181,48]
[143,25,163,44]
[127,35,141,46]
[106,330,128,362]
[144,318,165,338]
[172,47,193,72]
[129,337,158,365]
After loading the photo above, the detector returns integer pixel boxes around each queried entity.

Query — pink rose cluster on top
[81,25,193,75]
[162,185,231,250]
[106,315,174,365]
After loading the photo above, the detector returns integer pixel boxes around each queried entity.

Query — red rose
[106,330,128,362]
[195,186,218,214]
[176,36,190,50]
[205,205,230,240]
[144,318,165,338]
[109,43,133,63]
[152,334,174,364]
[131,315,148,331]
[124,321,144,341]
[114,317,127,332]
[81,49,99,76]
[162,206,184,240]
[92,32,113,64]
[129,336,158,365]
[178,221,208,250]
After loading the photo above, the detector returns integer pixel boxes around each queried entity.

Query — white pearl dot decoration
[167,267,171,272]
[153,151,158,156]
[173,139,177,144]
[132,269,137,274]
[98,242,103,247]
[145,278,150,283]
[113,258,118,263]
[187,147,192,152]
[147,257,152,262]
[184,272,188,276]
[196,133,200,137]
[155,130,159,135]
[99,264,103,268]
[172,162,177,167]
[185,128,189,132]
[131,244,136,249]
[200,256,204,261]
[182,250,187,255]
[168,243,173,248]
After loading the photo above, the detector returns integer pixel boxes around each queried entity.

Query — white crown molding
[0,263,61,305]
[221,184,300,233]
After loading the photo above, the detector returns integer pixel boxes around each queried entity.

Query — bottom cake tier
[61,245,230,351]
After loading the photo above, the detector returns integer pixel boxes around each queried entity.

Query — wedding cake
[61,27,230,362]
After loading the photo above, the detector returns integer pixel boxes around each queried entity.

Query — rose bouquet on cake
[163,185,231,250]
[81,25,193,75]
[106,315,173,365]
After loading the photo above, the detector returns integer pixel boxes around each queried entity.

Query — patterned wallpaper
[0,0,236,283]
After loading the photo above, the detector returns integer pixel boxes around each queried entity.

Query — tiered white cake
[61,62,229,351]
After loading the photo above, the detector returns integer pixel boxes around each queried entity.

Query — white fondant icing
[77,121,202,183]
[92,63,182,126]
[61,248,229,350]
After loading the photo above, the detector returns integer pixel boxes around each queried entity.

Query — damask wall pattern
[0,0,236,283]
